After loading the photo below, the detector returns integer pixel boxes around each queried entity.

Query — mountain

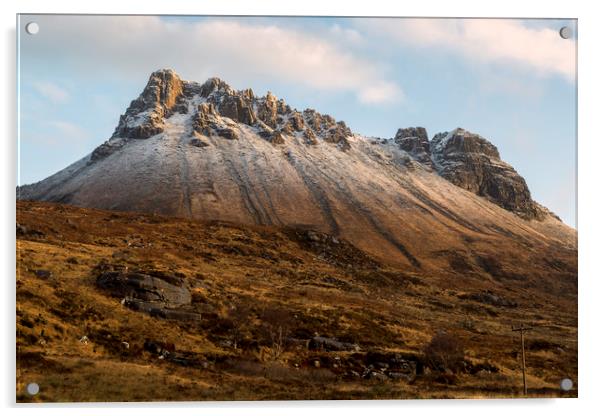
[16,69,577,401]
[18,69,576,273]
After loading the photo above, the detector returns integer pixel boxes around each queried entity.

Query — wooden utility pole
[512,324,533,396]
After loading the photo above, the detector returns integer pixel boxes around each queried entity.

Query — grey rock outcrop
[308,336,360,352]
[459,290,518,308]
[189,138,209,148]
[389,126,555,220]
[216,127,239,141]
[253,92,275,127]
[96,267,191,307]
[216,93,256,126]
[95,264,202,322]
[112,69,184,140]
[394,127,433,168]
[270,130,285,145]
[91,69,353,163]
[430,128,546,220]
[192,102,219,135]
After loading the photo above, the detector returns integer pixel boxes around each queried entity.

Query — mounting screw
[560,378,573,391]
[26,382,39,396]
[559,26,572,39]
[25,22,39,35]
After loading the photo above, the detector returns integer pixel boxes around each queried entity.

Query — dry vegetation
[16,201,577,402]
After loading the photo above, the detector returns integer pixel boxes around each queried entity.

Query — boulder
[16,223,44,238]
[460,290,518,308]
[91,137,126,161]
[96,266,191,308]
[34,269,53,279]
[303,128,318,145]
[270,130,285,145]
[94,264,204,322]
[216,128,239,141]
[365,351,419,375]
[367,371,389,382]
[388,372,413,382]
[308,336,359,352]
[189,138,209,148]
[144,340,176,356]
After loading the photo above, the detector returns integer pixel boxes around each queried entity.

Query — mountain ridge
[17,69,575,270]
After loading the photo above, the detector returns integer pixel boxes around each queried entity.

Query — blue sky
[18,15,577,226]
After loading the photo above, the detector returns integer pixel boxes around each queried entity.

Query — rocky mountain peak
[199,77,234,97]
[385,126,554,221]
[429,128,545,220]
[110,69,184,141]
[431,128,500,159]
[101,69,354,154]
[134,69,184,115]
[89,69,558,223]
[18,69,574,277]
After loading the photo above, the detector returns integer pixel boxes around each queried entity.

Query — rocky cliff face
[388,126,553,220]
[114,69,184,139]
[429,128,548,220]
[93,69,353,160]
[18,69,574,269]
[394,127,433,168]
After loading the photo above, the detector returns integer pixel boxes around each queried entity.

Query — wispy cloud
[24,120,90,147]
[48,121,90,140]
[358,81,403,105]
[26,16,403,105]
[329,24,365,46]
[33,81,69,103]
[358,19,576,81]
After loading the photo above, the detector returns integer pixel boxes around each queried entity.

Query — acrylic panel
[16,14,577,402]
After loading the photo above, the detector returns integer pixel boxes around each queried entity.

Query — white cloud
[358,18,576,81]
[33,81,69,103]
[357,81,403,105]
[26,16,403,105]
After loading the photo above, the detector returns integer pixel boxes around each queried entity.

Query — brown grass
[16,200,577,401]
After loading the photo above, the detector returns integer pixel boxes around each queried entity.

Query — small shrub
[259,307,294,360]
[459,317,476,331]
[423,331,465,373]
[227,303,252,349]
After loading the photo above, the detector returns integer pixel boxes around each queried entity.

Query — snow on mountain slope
[18,69,576,273]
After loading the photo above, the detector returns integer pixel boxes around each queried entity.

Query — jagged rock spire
[394,127,433,168]
[108,69,354,151]
[111,69,184,139]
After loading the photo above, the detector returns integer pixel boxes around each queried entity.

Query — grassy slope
[16,201,577,401]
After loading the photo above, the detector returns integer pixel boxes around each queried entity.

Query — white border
[2,1,601,415]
